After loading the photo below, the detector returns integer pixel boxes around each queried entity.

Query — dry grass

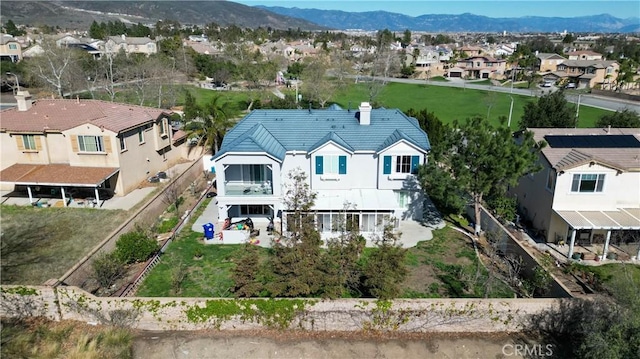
[1,318,133,359]
[0,205,128,284]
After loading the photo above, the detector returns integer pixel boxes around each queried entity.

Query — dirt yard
[134,330,532,358]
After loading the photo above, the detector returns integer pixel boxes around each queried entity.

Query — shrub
[114,231,159,264]
[92,252,125,288]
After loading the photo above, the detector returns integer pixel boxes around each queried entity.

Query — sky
[233,1,640,18]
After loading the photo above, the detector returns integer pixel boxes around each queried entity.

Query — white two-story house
[511,128,640,261]
[212,103,431,239]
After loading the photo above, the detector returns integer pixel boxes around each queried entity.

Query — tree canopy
[520,91,576,129]
[419,116,542,233]
[596,109,640,128]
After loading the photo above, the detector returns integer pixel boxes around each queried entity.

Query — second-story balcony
[223,164,273,196]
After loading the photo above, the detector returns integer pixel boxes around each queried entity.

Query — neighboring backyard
[0,205,128,284]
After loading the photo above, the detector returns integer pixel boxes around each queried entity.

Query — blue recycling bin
[203,223,214,239]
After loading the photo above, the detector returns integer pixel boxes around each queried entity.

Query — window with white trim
[9,44,17,50]
[545,169,555,192]
[138,128,145,144]
[397,191,410,208]
[324,155,339,174]
[119,136,127,151]
[22,135,36,150]
[396,155,412,173]
[78,135,104,152]
[317,213,332,232]
[571,174,605,193]
[159,119,168,137]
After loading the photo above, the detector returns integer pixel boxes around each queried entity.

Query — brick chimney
[358,102,371,125]
[15,90,33,111]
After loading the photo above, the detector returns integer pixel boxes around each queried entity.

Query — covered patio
[555,208,640,262]
[0,163,119,208]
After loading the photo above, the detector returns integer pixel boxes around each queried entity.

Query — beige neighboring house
[536,52,566,72]
[553,60,619,89]
[511,128,640,261]
[0,34,22,62]
[567,50,603,61]
[105,35,157,56]
[449,55,507,79]
[457,45,483,56]
[0,93,188,205]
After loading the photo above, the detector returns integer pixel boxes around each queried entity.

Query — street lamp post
[575,94,581,127]
[508,95,514,128]
[6,72,20,94]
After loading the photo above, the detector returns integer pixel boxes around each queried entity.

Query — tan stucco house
[511,128,640,261]
[535,52,566,72]
[0,93,187,205]
[0,34,22,62]
[105,35,157,56]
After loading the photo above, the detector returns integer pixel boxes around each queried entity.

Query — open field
[186,81,611,129]
[0,205,128,285]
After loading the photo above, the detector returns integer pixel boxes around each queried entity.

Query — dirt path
[134,330,529,358]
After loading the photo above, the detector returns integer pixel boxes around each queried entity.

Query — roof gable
[308,132,354,154]
[214,123,286,161]
[377,129,426,153]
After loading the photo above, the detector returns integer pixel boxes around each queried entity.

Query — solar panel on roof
[544,135,640,148]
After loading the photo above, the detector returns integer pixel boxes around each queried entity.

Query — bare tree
[301,57,337,108]
[24,39,82,98]
[161,181,183,216]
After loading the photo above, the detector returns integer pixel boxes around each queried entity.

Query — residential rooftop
[214,105,431,161]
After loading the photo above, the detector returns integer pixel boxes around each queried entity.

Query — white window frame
[545,169,555,192]
[159,119,168,137]
[571,173,605,193]
[78,135,104,152]
[395,155,412,174]
[397,191,410,208]
[138,128,145,144]
[22,135,36,150]
[119,135,127,152]
[324,155,340,175]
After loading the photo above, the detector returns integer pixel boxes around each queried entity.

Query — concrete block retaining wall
[2,285,560,333]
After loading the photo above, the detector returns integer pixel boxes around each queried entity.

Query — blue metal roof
[214,107,431,161]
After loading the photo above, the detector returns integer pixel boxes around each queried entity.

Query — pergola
[556,208,640,260]
[0,163,119,207]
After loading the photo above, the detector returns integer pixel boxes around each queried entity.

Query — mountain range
[259,6,640,33]
[1,1,638,33]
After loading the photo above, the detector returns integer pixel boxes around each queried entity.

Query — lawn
[0,205,129,285]
[403,226,514,298]
[136,233,259,297]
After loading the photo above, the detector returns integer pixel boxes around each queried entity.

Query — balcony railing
[224,182,273,196]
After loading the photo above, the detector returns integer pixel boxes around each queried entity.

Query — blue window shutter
[339,156,347,174]
[383,156,392,175]
[411,155,420,174]
[316,156,323,175]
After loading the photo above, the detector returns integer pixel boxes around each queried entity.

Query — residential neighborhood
[1,3,639,358]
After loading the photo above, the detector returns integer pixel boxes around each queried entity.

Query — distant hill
[257,6,640,33]
[0,1,326,30]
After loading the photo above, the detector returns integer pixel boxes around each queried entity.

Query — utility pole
[575,94,581,127]
[508,95,514,128]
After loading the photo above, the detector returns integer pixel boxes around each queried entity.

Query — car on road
[541,80,554,88]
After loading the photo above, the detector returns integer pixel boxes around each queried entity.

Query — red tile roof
[0,99,171,134]
[0,163,119,186]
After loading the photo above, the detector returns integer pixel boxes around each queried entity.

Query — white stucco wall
[552,164,640,211]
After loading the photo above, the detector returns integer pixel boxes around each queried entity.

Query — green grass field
[185,81,611,129]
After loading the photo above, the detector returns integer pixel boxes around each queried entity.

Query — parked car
[541,81,554,88]
[565,83,576,89]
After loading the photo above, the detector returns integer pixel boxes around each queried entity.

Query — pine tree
[363,225,408,299]
[231,244,263,297]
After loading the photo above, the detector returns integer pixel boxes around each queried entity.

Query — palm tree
[184,91,238,155]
